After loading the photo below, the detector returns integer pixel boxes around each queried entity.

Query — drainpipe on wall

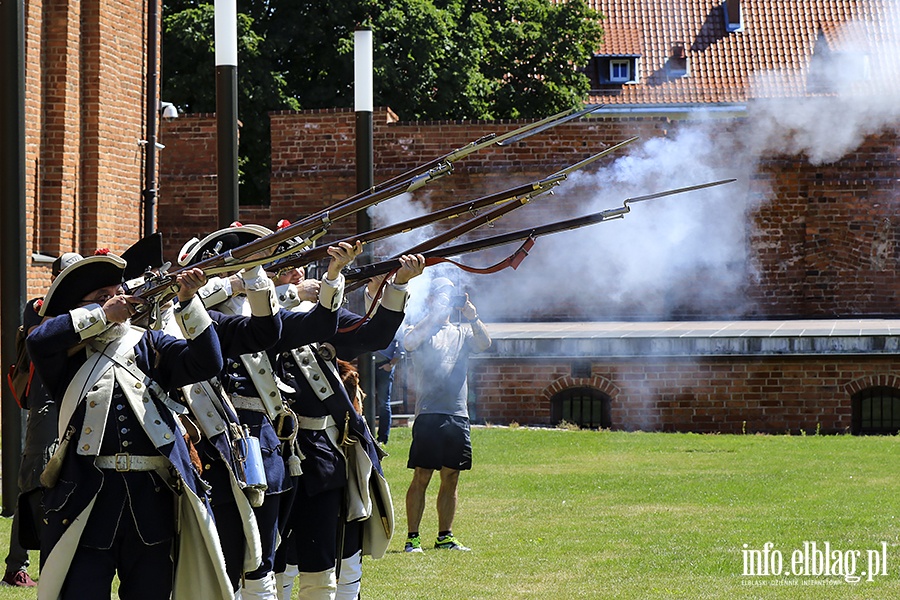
[0,0,27,516]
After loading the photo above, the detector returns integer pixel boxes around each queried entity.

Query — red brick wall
[158,109,900,319]
[24,0,153,298]
[470,356,900,433]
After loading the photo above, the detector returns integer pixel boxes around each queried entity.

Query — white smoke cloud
[454,6,900,322]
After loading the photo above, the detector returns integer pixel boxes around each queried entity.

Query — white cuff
[275,283,302,310]
[197,276,233,309]
[318,273,345,312]
[175,296,213,339]
[238,265,269,292]
[245,278,279,317]
[380,283,409,313]
[70,305,109,341]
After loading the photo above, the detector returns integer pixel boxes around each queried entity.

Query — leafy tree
[161,0,603,202]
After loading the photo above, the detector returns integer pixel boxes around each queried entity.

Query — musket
[266,136,637,273]
[303,103,603,223]
[400,136,638,255]
[342,178,737,282]
[128,105,605,306]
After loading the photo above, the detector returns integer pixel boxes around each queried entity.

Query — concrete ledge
[480,319,900,358]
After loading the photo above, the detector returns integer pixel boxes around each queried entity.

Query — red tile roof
[580,0,900,105]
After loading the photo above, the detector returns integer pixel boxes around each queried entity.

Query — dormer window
[724,0,743,32]
[590,26,643,92]
[666,43,689,78]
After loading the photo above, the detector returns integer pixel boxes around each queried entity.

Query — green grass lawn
[1,427,899,599]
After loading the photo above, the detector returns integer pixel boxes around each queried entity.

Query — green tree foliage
[161,0,603,202]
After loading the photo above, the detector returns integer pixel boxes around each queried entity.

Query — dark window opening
[852,386,900,435]
[551,387,611,430]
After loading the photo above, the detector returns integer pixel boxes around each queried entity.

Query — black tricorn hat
[177,223,273,267]
[121,232,165,281]
[39,254,127,317]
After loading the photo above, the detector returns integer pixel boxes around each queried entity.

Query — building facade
[20,0,900,433]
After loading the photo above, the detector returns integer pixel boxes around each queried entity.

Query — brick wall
[469,356,900,433]
[159,108,900,319]
[24,0,151,298]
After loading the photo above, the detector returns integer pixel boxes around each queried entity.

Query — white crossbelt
[296,415,335,431]
[94,454,169,472]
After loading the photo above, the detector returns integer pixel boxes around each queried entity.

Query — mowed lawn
[1,427,899,599]
[365,427,900,600]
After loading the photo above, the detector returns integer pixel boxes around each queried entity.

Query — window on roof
[610,59,631,83]
[851,386,900,435]
[724,0,743,33]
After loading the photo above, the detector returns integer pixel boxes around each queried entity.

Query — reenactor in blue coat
[271,254,425,600]
[27,252,230,600]
[178,223,360,600]
[127,231,273,594]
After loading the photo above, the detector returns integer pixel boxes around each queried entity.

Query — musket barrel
[344,178,737,282]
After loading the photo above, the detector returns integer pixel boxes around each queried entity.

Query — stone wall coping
[478,319,900,358]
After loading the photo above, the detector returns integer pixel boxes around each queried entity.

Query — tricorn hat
[39,254,127,317]
[177,223,273,267]
[121,232,165,282]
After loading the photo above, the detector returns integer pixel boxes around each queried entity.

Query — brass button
[89,401,97,408]
[207,411,214,417]
[312,374,320,381]
[320,387,327,393]
[269,391,277,397]
[82,444,90,451]
[164,433,172,440]
[188,327,196,334]
[135,382,143,389]
[259,368,266,374]
[84,427,92,434]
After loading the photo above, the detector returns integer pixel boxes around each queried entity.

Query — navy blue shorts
[407,414,472,471]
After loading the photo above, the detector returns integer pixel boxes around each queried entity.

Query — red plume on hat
[39,254,126,317]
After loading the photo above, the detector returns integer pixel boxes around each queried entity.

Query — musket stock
[343,178,737,282]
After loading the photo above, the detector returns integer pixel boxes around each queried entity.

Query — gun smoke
[368,5,900,324]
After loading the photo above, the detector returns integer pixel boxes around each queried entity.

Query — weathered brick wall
[158,108,900,319]
[24,0,152,298]
[469,356,900,433]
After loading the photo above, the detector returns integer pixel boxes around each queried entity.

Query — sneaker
[404,535,424,553]
[434,534,470,551]
[1,570,37,587]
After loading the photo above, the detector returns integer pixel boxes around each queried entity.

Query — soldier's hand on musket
[101,293,145,323]
[176,268,208,303]
[325,241,363,280]
[394,254,426,285]
[296,278,320,302]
